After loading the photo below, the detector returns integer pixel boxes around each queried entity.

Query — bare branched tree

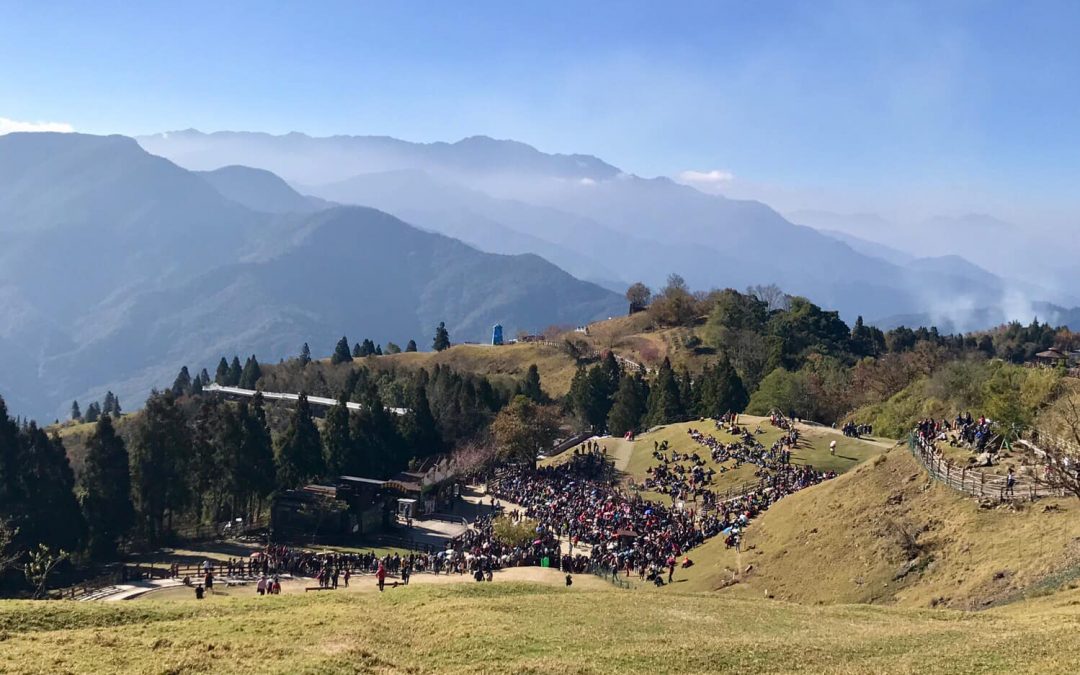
[0,519,21,575]
[747,283,790,312]
[1028,393,1080,500]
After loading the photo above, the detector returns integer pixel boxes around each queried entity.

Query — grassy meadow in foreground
[2,580,1080,674]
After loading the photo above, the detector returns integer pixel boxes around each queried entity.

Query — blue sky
[2,0,1079,222]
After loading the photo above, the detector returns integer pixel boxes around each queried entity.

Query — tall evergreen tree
[406,339,418,352]
[401,383,441,458]
[274,394,325,488]
[646,358,685,426]
[0,397,27,545]
[299,343,312,367]
[696,357,749,418]
[102,391,116,416]
[171,366,192,396]
[18,424,85,552]
[129,391,191,542]
[215,357,230,385]
[331,336,353,364]
[375,344,383,356]
[80,415,134,559]
[608,372,648,436]
[199,368,211,386]
[322,394,353,476]
[84,402,101,423]
[238,394,276,514]
[433,322,451,352]
[239,355,262,389]
[352,342,364,358]
[71,401,81,422]
[227,356,243,387]
[520,364,545,403]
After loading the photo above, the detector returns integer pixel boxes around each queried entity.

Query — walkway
[204,383,407,415]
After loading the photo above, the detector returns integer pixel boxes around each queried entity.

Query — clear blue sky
[3,0,1079,222]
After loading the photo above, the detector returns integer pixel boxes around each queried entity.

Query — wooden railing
[907,433,1065,500]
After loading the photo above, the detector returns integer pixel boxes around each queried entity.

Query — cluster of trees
[621,278,1079,426]
[212,355,261,389]
[565,352,748,436]
[70,391,121,423]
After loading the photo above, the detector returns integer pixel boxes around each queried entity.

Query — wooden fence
[907,433,1066,500]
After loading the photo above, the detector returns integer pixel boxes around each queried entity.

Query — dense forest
[2,281,1077,594]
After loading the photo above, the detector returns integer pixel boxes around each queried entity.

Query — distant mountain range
[6,128,1080,419]
[0,133,622,419]
[140,129,1080,332]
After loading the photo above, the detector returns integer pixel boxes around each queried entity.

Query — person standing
[376,562,387,592]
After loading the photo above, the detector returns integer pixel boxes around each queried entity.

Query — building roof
[1036,349,1067,359]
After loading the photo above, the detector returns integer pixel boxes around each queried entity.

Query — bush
[491,515,538,548]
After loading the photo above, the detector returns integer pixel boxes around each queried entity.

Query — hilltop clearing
[625,416,890,502]
[667,447,1080,609]
[3,582,1080,673]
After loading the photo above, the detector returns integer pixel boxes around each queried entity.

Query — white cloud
[0,117,75,135]
[678,169,735,185]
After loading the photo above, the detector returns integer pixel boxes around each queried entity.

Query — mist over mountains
[4,128,1077,420]
[0,133,622,419]
[141,129,1079,327]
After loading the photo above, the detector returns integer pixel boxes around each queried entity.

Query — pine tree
[646,358,685,426]
[80,415,134,559]
[375,344,383,356]
[129,391,191,542]
[331,336,353,365]
[696,357,749,418]
[401,383,441,458]
[299,343,312,367]
[238,394,276,510]
[215,357,230,385]
[433,322,451,352]
[70,401,81,422]
[352,342,363,358]
[199,368,211,386]
[191,375,203,395]
[322,394,353,476]
[0,396,28,546]
[227,356,243,386]
[102,391,116,416]
[239,355,261,389]
[171,366,192,396]
[607,373,648,436]
[350,385,405,479]
[520,364,544,402]
[18,424,85,552]
[406,340,418,352]
[84,402,101,423]
[275,394,325,488]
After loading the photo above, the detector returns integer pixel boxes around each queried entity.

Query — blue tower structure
[492,324,504,346]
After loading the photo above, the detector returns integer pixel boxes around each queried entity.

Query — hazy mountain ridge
[138,129,1070,325]
[0,133,623,419]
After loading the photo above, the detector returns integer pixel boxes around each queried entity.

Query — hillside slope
[43,207,623,415]
[2,582,1079,673]
[675,448,1080,609]
[0,133,623,419]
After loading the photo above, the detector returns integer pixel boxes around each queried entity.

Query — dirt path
[135,566,608,601]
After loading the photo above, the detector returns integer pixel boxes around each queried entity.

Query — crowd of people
[915,413,996,452]
[840,422,873,437]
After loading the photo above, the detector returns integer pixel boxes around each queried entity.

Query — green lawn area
[625,416,890,502]
[2,582,1079,673]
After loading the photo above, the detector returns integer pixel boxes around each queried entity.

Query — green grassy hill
[625,416,890,502]
[664,446,1080,608]
[2,580,1080,673]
